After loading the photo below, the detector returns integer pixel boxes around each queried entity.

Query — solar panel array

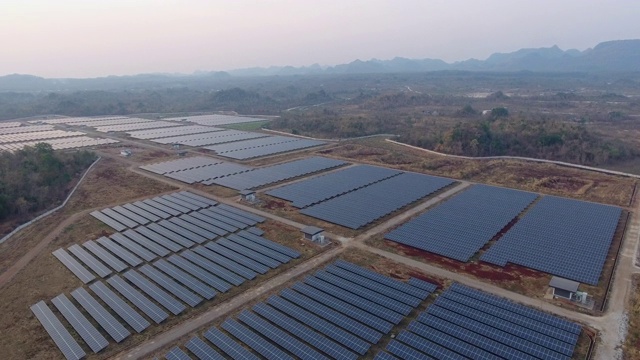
[0,121,22,128]
[301,172,454,229]
[385,185,539,262]
[267,165,403,208]
[140,156,222,174]
[95,120,182,133]
[161,260,436,359]
[150,129,269,147]
[206,136,327,160]
[33,116,141,126]
[128,125,225,140]
[376,283,580,360]
[1,124,54,133]
[210,156,348,190]
[481,196,622,284]
[30,301,86,360]
[37,204,300,358]
[0,136,119,152]
[163,114,268,126]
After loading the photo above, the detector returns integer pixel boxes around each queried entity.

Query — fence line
[0,156,102,245]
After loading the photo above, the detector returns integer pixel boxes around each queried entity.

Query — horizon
[2,0,640,78]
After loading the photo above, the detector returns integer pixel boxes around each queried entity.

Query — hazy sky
[1,0,639,78]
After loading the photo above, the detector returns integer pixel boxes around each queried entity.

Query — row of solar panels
[90,191,221,232]
[151,129,267,147]
[208,156,348,190]
[0,124,54,134]
[267,164,403,208]
[36,231,300,359]
[0,136,119,152]
[163,114,268,126]
[96,121,183,133]
[0,121,22,128]
[140,156,223,175]
[300,172,454,229]
[128,125,226,140]
[160,260,436,360]
[376,283,580,360]
[31,116,140,126]
[385,184,539,262]
[209,138,327,160]
[481,196,622,285]
[0,129,86,144]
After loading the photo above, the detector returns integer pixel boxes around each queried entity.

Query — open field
[624,275,640,360]
[0,214,327,359]
[317,138,637,207]
[95,144,173,164]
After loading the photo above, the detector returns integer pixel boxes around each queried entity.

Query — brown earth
[623,274,640,360]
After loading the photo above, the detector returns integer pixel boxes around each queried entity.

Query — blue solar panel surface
[481,196,622,284]
[107,275,169,324]
[267,165,402,208]
[51,294,108,353]
[184,336,225,360]
[31,301,86,360]
[221,318,294,360]
[71,287,131,342]
[89,281,150,333]
[385,184,538,262]
[301,172,454,229]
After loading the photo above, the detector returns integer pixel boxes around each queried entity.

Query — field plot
[385,185,538,262]
[292,171,453,229]
[157,259,437,360]
[377,283,580,360]
[163,114,269,126]
[208,156,348,190]
[481,196,622,285]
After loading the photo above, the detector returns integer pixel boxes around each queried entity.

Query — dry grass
[97,144,174,164]
[318,138,636,208]
[624,275,640,360]
[0,216,329,359]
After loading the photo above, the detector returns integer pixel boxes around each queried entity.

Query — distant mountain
[0,39,638,91]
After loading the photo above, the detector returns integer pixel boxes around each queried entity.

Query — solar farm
[3,112,634,360]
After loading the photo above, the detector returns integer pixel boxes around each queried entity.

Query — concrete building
[549,276,580,300]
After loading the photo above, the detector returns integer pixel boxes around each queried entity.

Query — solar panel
[192,246,257,280]
[236,230,301,258]
[221,318,294,360]
[386,340,430,360]
[280,287,382,344]
[199,208,248,229]
[237,310,328,360]
[134,226,184,252]
[291,282,392,335]
[30,301,86,360]
[407,277,438,294]
[153,196,190,213]
[374,352,399,360]
[52,248,96,284]
[226,234,291,263]
[111,205,149,226]
[189,211,238,233]
[178,214,227,237]
[396,330,466,360]
[165,346,193,360]
[143,199,182,217]
[133,201,172,219]
[89,281,150,333]
[139,264,203,307]
[67,244,112,278]
[386,184,538,262]
[481,196,622,285]
[123,269,185,315]
[215,204,266,223]
[170,193,211,208]
[147,223,195,248]
[83,240,127,272]
[246,227,265,236]
[180,249,245,286]
[267,295,370,355]
[314,270,413,315]
[51,294,108,353]
[301,172,454,229]
[71,287,131,342]
[325,265,421,307]
[168,217,218,240]
[153,259,217,299]
[203,326,260,360]
[179,191,219,206]
[107,275,168,323]
[253,302,358,360]
[96,236,142,267]
[158,220,207,244]
[162,194,202,211]
[167,255,232,292]
[407,320,499,360]
[217,238,281,268]
[204,242,269,274]
[184,336,226,360]
[110,233,156,261]
[206,207,256,226]
[91,210,127,231]
[305,276,404,324]
[122,229,170,257]
[122,203,161,222]
[101,208,138,228]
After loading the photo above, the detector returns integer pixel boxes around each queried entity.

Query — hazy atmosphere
[2,0,639,77]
